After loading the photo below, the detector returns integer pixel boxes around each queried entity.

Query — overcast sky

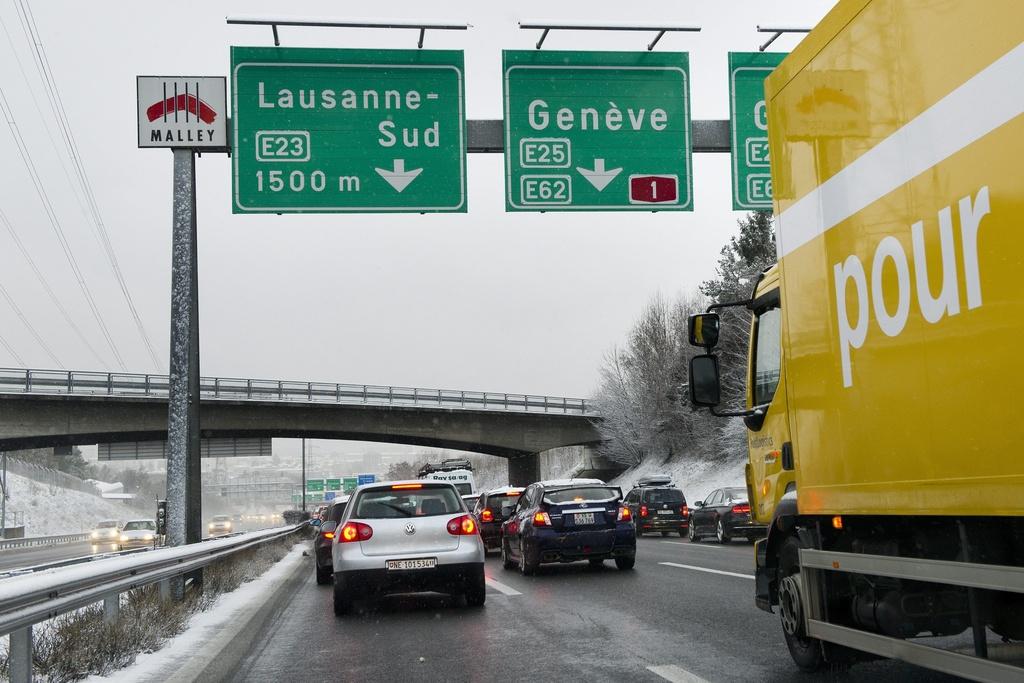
[0,0,834,399]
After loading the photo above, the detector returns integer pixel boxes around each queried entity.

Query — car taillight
[338,522,373,543]
[532,511,552,527]
[481,508,494,522]
[732,504,750,515]
[447,514,478,536]
[681,504,689,517]
[321,531,335,540]
[617,506,632,522]
[640,505,648,518]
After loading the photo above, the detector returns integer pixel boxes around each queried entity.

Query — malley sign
[231,46,467,213]
[503,50,692,212]
[137,76,227,149]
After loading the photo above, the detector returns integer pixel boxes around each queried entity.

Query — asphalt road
[0,539,118,572]
[226,535,968,683]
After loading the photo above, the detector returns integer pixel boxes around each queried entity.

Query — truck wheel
[778,537,824,672]
[717,520,731,544]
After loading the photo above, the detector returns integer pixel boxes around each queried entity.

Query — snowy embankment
[85,544,306,683]
[3,471,146,536]
[609,455,747,503]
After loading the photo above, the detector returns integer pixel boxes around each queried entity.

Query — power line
[0,85,126,370]
[13,0,160,369]
[0,206,106,367]
[0,331,26,366]
[0,278,62,367]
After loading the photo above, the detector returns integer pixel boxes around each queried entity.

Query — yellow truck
[688,0,1024,678]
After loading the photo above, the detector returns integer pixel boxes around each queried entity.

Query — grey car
[331,481,485,615]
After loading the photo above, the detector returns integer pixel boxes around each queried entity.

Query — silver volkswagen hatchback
[331,481,486,615]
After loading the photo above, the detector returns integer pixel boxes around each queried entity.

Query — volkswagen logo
[579,503,587,509]
[404,522,416,535]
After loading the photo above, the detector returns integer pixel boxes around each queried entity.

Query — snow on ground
[609,454,747,504]
[2,471,146,536]
[85,543,307,683]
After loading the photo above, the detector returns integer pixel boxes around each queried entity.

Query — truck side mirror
[688,313,720,349]
[689,355,722,407]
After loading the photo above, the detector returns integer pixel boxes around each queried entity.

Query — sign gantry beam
[518,22,701,51]
[756,26,810,52]
[225,16,470,48]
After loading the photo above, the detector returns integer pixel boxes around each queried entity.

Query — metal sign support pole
[301,438,307,512]
[1,451,7,537]
[167,147,202,598]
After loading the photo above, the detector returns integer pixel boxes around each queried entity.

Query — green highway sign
[503,50,692,212]
[306,479,325,492]
[326,478,341,491]
[728,52,786,210]
[342,477,358,494]
[231,46,467,213]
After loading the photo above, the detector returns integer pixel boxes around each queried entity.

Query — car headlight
[91,531,98,539]
[143,534,154,541]
[119,535,129,542]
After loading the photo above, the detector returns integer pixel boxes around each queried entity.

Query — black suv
[623,476,688,537]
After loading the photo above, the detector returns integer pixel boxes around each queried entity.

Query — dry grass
[0,535,300,682]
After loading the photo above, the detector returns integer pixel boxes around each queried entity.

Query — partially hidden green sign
[342,477,358,494]
[306,479,324,492]
[728,52,787,210]
[231,46,467,213]
[503,50,692,212]
[325,478,341,491]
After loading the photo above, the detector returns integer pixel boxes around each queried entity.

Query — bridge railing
[0,368,594,415]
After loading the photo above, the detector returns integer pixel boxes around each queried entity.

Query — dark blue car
[500,479,636,574]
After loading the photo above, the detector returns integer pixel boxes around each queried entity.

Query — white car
[332,481,485,615]
[118,519,157,550]
[90,519,121,548]
[208,515,233,536]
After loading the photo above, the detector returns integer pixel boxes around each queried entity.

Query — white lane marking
[485,577,522,596]
[659,562,754,580]
[776,41,1024,258]
[647,664,712,683]
[660,541,723,549]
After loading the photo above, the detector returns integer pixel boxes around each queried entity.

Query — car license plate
[574,512,595,525]
[657,510,674,515]
[386,558,436,571]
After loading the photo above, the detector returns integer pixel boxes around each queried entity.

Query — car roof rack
[636,474,674,487]
[417,457,474,476]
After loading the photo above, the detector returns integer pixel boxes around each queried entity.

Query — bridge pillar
[507,453,540,487]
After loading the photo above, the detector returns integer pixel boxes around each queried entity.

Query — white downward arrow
[576,158,622,192]
[375,159,423,193]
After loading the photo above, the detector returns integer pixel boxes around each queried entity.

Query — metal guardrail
[0,523,306,683]
[0,368,594,415]
[0,533,89,550]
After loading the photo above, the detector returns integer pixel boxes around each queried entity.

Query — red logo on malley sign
[146,91,218,125]
[137,76,227,149]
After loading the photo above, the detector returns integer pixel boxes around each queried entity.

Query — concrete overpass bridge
[0,368,604,485]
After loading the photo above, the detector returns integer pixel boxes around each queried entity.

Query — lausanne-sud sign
[503,50,692,212]
[231,47,467,213]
